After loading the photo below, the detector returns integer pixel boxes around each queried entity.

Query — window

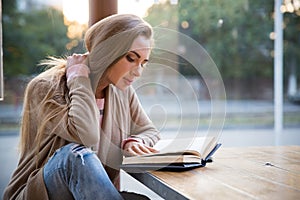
[1,1,3,101]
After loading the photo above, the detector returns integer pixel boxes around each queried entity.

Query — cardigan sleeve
[66,76,100,148]
[32,75,99,149]
[128,87,160,147]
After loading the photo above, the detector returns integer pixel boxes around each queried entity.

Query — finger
[131,145,148,155]
[138,146,152,154]
[138,144,159,154]
[140,145,158,154]
[147,146,159,153]
[132,144,158,155]
[67,54,86,65]
[126,148,138,157]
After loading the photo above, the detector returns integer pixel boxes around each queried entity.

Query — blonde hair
[19,14,153,155]
[84,14,153,92]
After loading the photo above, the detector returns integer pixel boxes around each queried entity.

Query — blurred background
[1,0,299,199]
[1,0,300,130]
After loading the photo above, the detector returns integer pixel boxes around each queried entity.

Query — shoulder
[25,67,66,101]
[26,76,52,96]
[29,65,64,85]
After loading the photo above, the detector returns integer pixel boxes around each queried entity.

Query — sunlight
[63,0,155,24]
[118,0,154,17]
[62,0,154,24]
[61,0,154,46]
[62,0,88,49]
[62,0,89,24]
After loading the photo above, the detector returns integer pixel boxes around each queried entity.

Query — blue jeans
[43,143,123,200]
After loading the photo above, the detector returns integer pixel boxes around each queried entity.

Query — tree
[283,7,300,101]
[2,1,71,76]
[145,0,285,99]
[145,0,274,79]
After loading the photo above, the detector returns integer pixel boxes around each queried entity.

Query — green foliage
[3,2,70,76]
[284,11,300,79]
[145,1,178,29]
[145,0,276,79]
[2,0,17,15]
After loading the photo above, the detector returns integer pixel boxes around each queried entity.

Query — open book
[121,136,221,171]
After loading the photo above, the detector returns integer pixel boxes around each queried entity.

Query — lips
[124,78,134,85]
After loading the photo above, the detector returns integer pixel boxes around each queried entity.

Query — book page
[153,136,215,158]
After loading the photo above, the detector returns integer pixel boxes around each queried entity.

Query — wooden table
[126,146,300,200]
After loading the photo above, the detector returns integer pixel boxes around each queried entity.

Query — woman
[3,14,160,200]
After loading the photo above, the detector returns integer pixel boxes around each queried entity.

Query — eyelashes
[125,53,148,68]
[126,54,135,63]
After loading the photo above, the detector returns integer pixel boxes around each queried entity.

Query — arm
[65,54,100,148]
[123,87,161,156]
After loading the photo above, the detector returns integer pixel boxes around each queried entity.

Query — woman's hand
[123,141,159,157]
[67,53,88,66]
[66,53,90,82]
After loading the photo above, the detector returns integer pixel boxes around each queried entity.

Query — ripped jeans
[43,143,123,200]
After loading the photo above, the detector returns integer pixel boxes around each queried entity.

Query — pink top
[96,98,105,125]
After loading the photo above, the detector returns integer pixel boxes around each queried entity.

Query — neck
[95,78,110,99]
[95,87,106,99]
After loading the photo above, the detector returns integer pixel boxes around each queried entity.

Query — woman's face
[106,35,151,91]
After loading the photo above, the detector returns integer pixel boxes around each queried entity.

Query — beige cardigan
[3,68,160,199]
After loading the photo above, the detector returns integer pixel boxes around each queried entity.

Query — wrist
[66,64,90,82]
[122,138,143,150]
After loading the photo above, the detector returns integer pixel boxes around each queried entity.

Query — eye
[125,54,135,63]
[141,61,148,68]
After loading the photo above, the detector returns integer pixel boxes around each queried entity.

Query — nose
[131,64,143,77]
